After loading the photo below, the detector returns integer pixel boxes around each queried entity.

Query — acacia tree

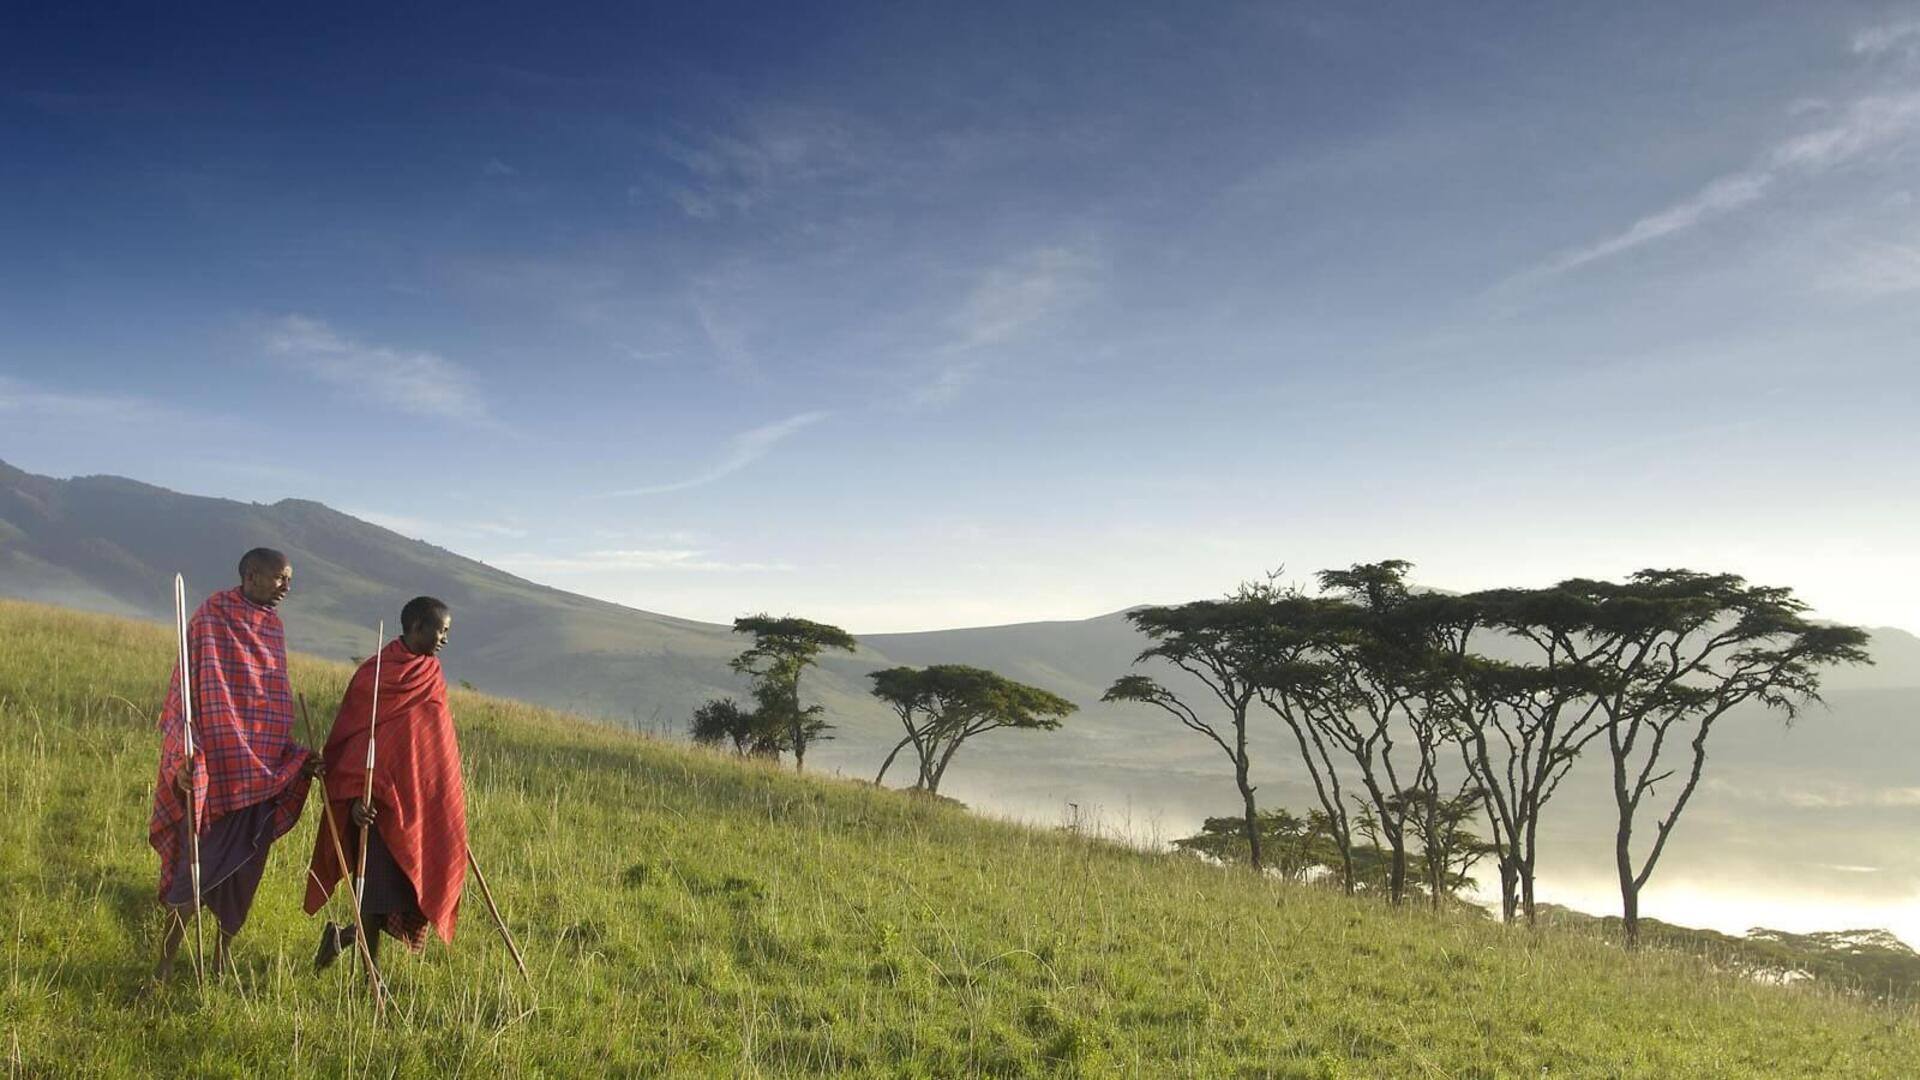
[1412,787,1497,907]
[868,664,983,788]
[1424,589,1611,925]
[1309,561,1464,907]
[729,614,858,774]
[870,664,1075,794]
[1104,596,1274,871]
[688,697,781,758]
[1238,583,1362,893]
[1173,808,1334,882]
[1567,570,1870,946]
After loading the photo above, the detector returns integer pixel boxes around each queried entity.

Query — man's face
[243,562,293,607]
[409,612,453,656]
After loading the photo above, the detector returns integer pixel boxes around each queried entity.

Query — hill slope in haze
[2,600,1915,1077]
[0,458,801,724]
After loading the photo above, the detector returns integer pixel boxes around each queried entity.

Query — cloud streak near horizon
[492,548,796,573]
[604,410,830,496]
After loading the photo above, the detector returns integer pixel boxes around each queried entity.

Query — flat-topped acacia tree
[868,664,1076,794]
[1105,596,1274,871]
[1560,570,1871,946]
[1422,587,1612,926]
[1310,561,1467,907]
[729,614,858,774]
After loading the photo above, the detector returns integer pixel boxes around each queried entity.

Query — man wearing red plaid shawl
[150,547,322,980]
[307,595,468,972]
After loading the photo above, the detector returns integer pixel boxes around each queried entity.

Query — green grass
[1,599,1915,1078]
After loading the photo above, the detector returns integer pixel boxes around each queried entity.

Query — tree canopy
[729,614,858,773]
[870,664,1075,794]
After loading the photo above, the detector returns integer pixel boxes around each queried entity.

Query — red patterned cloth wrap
[149,587,313,900]
[305,638,468,946]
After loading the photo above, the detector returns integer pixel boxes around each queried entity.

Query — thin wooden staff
[464,843,533,989]
[353,621,384,909]
[172,573,205,985]
[298,695,387,1012]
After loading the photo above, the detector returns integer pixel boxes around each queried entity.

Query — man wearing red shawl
[150,547,322,981]
[306,596,468,970]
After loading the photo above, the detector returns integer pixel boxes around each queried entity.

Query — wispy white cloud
[952,246,1101,349]
[1526,91,1920,280]
[1818,238,1920,296]
[1720,772,1920,807]
[908,246,1102,407]
[652,108,867,221]
[911,360,985,407]
[491,548,795,573]
[1545,175,1772,276]
[1765,785,1920,809]
[348,508,529,542]
[0,375,177,424]
[262,315,490,422]
[1766,93,1920,169]
[690,290,759,380]
[605,410,830,497]
[1853,19,1920,57]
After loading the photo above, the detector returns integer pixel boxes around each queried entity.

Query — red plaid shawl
[305,638,468,944]
[149,587,312,899]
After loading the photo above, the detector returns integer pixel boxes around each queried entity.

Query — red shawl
[304,638,468,943]
[149,587,311,898]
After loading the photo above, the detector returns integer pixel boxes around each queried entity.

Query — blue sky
[3,2,1918,632]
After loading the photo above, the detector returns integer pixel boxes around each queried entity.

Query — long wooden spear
[352,621,384,909]
[172,573,205,984]
[298,694,386,1011]
[464,843,533,989]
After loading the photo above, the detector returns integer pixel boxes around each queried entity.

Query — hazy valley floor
[1,599,1915,1077]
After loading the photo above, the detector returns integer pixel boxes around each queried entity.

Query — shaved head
[401,595,450,635]
[238,547,293,608]
[238,547,289,579]
[400,595,452,656]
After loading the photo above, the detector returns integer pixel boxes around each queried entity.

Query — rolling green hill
[5,458,1918,951]
[2,599,1917,1077]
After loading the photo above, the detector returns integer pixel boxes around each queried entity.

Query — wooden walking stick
[353,621,384,910]
[172,574,206,985]
[298,695,387,1011]
[465,843,533,989]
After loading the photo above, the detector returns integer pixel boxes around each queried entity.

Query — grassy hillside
[2,600,1917,1077]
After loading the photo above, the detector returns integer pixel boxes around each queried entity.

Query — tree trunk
[1498,858,1518,923]
[1520,860,1537,927]
[928,730,973,795]
[1387,827,1406,905]
[874,735,912,786]
[1617,819,1640,948]
[1238,776,1262,873]
[1235,756,1262,873]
